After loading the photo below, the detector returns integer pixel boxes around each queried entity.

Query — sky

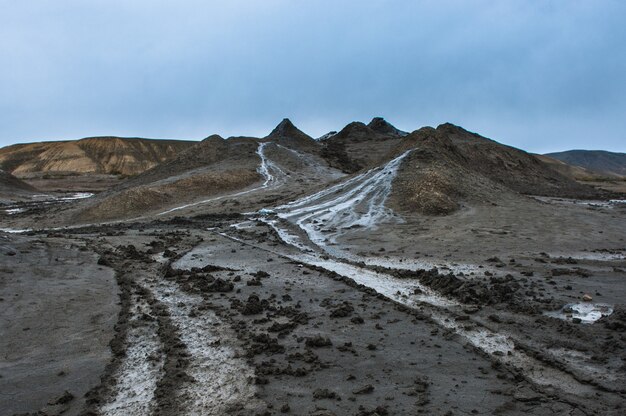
[1,0,625,153]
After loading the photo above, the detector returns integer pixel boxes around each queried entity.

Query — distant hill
[0,136,196,177]
[545,150,626,177]
[534,154,606,181]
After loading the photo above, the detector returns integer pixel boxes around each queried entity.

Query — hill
[76,136,261,221]
[545,150,626,177]
[3,119,620,222]
[321,118,406,173]
[533,154,606,181]
[389,124,606,215]
[262,118,320,154]
[0,136,195,177]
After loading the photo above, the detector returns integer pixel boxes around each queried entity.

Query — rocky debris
[356,406,389,416]
[552,257,579,265]
[267,321,298,334]
[167,267,235,293]
[310,410,338,416]
[551,267,591,277]
[388,267,531,307]
[241,294,267,315]
[32,390,76,416]
[352,384,374,395]
[329,301,355,318]
[600,306,626,331]
[247,277,263,286]
[25,222,621,415]
[248,333,286,356]
[117,244,151,262]
[313,388,341,400]
[305,335,332,348]
[49,390,74,405]
[350,316,365,324]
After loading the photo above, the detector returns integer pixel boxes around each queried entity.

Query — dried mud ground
[1,198,625,415]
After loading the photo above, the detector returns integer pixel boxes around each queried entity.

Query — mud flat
[0,234,119,415]
[1,212,623,415]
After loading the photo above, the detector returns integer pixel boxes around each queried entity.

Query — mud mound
[263,119,320,154]
[436,123,604,198]
[321,119,405,173]
[390,128,512,215]
[546,150,626,177]
[367,117,408,137]
[0,137,194,176]
[389,125,606,215]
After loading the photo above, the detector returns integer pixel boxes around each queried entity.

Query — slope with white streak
[158,142,285,216]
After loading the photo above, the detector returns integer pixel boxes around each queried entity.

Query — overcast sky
[1,0,624,153]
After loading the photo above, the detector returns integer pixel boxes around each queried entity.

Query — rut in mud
[87,243,262,416]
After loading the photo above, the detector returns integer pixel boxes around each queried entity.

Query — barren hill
[263,118,319,154]
[76,136,262,221]
[321,118,406,173]
[389,124,605,215]
[533,154,607,181]
[545,150,626,177]
[367,117,408,137]
[3,118,620,224]
[0,136,195,177]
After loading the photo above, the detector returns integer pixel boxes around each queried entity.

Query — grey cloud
[0,0,624,152]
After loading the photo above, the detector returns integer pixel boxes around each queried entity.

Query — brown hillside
[75,136,262,221]
[0,137,195,176]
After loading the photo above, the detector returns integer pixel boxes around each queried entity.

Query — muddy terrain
[1,119,625,415]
